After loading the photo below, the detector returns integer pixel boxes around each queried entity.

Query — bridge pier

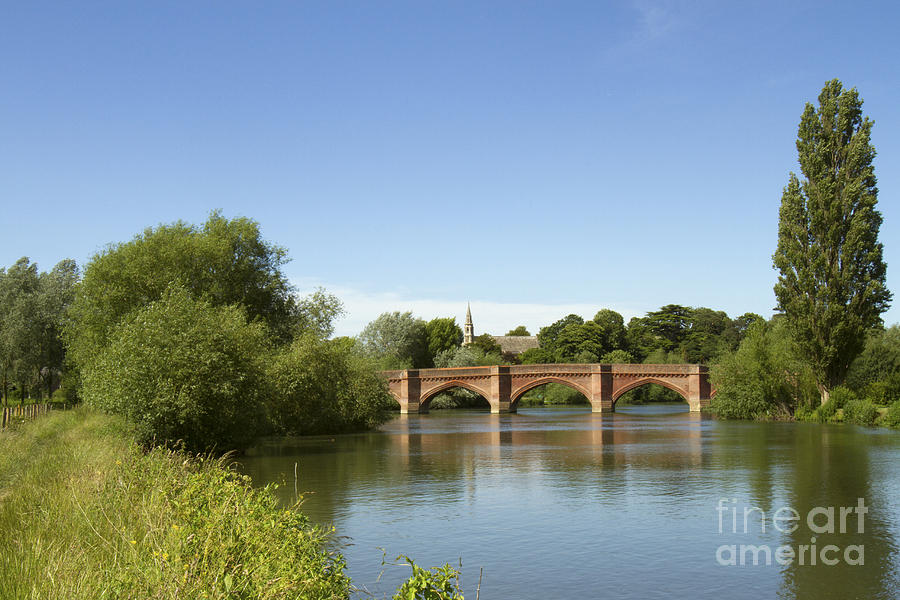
[589,364,615,413]
[489,365,515,413]
[398,370,426,414]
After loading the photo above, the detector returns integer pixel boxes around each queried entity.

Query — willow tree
[773,79,891,404]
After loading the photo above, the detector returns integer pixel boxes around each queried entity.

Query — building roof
[491,335,539,355]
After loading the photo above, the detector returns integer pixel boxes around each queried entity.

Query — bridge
[382,363,714,414]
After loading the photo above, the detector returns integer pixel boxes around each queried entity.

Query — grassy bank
[0,408,349,599]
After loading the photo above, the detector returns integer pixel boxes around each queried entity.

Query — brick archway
[384,364,713,414]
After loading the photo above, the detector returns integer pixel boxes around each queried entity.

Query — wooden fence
[1,403,65,429]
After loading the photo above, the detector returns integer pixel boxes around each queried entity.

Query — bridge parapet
[610,363,707,375]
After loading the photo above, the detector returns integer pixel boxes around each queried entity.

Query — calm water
[239,405,900,599]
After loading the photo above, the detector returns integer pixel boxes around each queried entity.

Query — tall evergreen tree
[773,79,891,404]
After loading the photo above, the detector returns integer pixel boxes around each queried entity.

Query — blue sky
[2,1,899,336]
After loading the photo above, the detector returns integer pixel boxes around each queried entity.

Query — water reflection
[239,406,900,599]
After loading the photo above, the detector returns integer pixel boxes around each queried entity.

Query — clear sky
[2,1,899,336]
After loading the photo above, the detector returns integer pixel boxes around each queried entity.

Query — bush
[814,386,856,423]
[267,336,394,435]
[428,388,487,409]
[881,401,900,429]
[860,377,900,406]
[519,382,587,406]
[81,285,270,452]
[816,398,840,423]
[827,386,856,409]
[843,399,879,427]
[794,405,817,422]
[51,373,80,405]
[710,319,818,420]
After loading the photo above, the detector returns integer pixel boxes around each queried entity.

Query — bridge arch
[612,377,691,405]
[420,380,491,410]
[510,377,592,408]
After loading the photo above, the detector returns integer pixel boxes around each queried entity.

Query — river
[239,405,900,599]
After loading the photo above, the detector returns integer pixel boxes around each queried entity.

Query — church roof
[492,335,540,355]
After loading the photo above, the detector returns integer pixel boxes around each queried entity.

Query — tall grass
[0,408,349,599]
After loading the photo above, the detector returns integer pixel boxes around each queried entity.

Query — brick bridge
[382,364,715,414]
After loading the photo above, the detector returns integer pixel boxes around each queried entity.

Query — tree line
[355,305,761,370]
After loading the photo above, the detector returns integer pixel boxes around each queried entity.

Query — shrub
[827,385,856,409]
[860,377,900,406]
[843,399,879,427]
[267,335,394,435]
[881,401,900,429]
[81,285,270,452]
[391,555,464,600]
[711,319,818,420]
[51,375,79,404]
[794,405,817,422]
[816,398,840,423]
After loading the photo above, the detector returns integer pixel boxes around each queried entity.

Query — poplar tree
[773,79,891,404]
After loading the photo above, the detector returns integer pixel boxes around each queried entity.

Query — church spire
[464,302,474,345]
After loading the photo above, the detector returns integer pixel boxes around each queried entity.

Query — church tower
[463,302,474,345]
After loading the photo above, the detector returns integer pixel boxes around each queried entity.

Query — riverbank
[0,408,350,599]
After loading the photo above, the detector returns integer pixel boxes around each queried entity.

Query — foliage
[433,345,502,368]
[555,321,606,362]
[600,349,634,363]
[881,401,900,429]
[537,310,628,363]
[506,325,530,336]
[827,385,856,410]
[846,325,900,402]
[816,396,841,423]
[469,333,502,357]
[358,311,429,369]
[391,555,464,600]
[592,309,627,350]
[711,318,818,419]
[0,258,78,404]
[617,384,681,405]
[428,389,487,410]
[81,285,270,452]
[267,334,394,435]
[537,314,584,353]
[518,347,556,364]
[295,287,345,339]
[772,79,891,402]
[519,382,587,406]
[627,305,747,363]
[0,409,350,600]
[859,378,900,407]
[425,317,464,359]
[843,398,879,427]
[64,211,299,380]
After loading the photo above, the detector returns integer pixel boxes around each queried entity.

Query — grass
[0,408,349,599]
